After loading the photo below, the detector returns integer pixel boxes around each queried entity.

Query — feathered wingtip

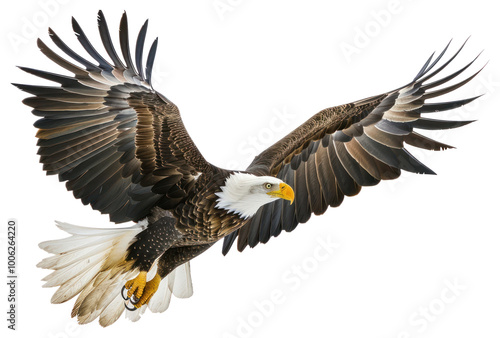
[23,10,159,88]
[114,10,159,88]
[411,37,486,92]
[397,38,487,134]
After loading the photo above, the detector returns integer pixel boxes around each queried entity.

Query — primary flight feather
[15,11,482,326]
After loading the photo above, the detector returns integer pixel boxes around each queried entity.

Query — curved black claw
[124,301,138,311]
[130,294,140,305]
[121,285,130,301]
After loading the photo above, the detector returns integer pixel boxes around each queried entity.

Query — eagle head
[215,172,294,219]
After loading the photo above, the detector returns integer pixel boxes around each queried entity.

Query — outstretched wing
[223,40,483,254]
[15,11,211,223]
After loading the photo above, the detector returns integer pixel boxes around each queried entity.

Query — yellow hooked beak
[267,182,295,205]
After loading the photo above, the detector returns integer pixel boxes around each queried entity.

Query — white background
[1,0,499,337]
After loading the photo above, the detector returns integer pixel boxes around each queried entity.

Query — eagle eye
[264,183,272,189]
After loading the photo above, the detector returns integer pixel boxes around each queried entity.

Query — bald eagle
[15,11,482,326]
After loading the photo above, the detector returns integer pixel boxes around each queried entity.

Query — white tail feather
[171,262,193,298]
[39,221,195,326]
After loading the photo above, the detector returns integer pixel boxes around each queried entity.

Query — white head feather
[215,173,285,219]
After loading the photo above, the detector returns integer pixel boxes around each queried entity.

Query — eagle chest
[174,174,244,244]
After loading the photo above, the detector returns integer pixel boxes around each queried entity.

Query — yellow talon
[133,274,161,308]
[125,271,148,299]
[124,272,161,309]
